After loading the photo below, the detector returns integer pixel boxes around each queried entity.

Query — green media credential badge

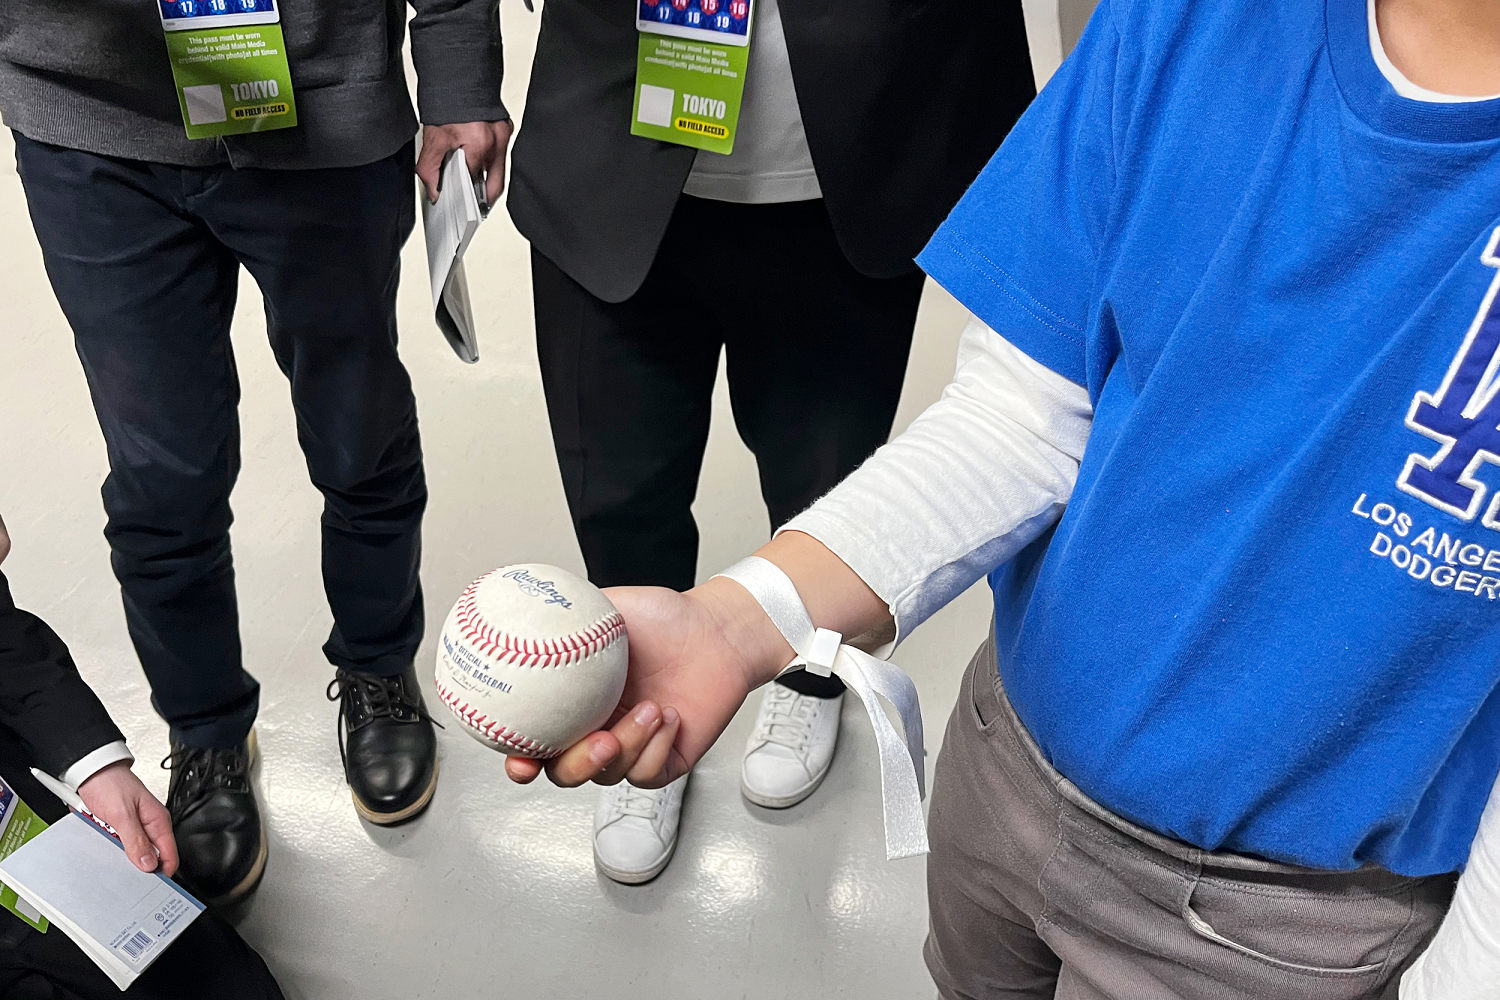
[631,0,753,155]
[158,0,298,140]
[0,776,49,932]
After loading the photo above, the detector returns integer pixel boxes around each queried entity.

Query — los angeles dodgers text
[1353,493,1500,599]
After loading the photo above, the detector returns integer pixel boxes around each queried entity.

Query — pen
[28,768,119,839]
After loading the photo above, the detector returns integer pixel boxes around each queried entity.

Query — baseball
[434,564,629,758]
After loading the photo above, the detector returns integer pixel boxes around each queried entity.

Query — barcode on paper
[121,930,153,960]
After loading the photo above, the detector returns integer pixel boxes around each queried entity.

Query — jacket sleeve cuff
[409,1,508,126]
[60,741,134,791]
[416,96,511,127]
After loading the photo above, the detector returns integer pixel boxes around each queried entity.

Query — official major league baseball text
[441,634,513,692]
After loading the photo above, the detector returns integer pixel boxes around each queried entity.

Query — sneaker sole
[740,762,832,810]
[202,729,268,908]
[351,759,439,826]
[595,834,679,885]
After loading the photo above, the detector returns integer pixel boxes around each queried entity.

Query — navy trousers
[13,133,426,749]
[0,907,285,1000]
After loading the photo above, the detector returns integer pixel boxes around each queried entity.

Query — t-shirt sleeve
[917,0,1123,396]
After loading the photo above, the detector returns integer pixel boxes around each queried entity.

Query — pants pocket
[1182,869,1419,979]
[964,638,1005,734]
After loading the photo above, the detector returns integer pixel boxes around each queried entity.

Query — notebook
[0,806,203,990]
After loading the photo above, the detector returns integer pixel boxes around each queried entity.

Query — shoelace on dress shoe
[160,744,249,819]
[324,670,440,773]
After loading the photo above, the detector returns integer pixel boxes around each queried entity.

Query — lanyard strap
[713,557,928,859]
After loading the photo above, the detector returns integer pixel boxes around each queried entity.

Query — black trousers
[534,196,925,698]
[0,908,284,1000]
[13,133,427,749]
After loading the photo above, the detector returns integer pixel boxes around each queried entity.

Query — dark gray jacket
[508,0,1036,302]
[0,0,505,169]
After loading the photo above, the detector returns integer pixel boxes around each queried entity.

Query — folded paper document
[423,148,488,364]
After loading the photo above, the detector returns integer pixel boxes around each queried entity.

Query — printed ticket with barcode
[0,812,204,989]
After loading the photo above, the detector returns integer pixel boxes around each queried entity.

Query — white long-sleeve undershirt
[777,312,1499,997]
[778,314,1092,641]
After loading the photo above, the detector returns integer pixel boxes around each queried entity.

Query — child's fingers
[625,707,682,788]
[544,732,622,788]
[592,702,664,786]
[505,757,544,784]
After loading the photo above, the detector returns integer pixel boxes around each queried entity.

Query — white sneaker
[740,683,843,809]
[592,773,689,884]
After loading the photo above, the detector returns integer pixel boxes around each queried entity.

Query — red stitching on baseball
[450,573,626,671]
[434,678,562,758]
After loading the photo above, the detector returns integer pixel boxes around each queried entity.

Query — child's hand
[504,579,787,790]
[78,761,179,876]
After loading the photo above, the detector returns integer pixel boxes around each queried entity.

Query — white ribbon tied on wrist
[714,557,929,859]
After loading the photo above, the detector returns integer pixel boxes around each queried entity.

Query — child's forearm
[702,316,1094,687]
[698,529,896,691]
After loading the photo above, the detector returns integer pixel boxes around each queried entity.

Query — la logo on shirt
[1353,226,1500,600]
[1399,226,1500,527]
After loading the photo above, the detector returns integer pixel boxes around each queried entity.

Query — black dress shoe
[164,732,267,907]
[327,664,438,825]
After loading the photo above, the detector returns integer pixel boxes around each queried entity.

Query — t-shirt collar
[1328,0,1500,142]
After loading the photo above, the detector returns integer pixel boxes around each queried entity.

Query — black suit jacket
[0,571,124,823]
[508,0,1037,303]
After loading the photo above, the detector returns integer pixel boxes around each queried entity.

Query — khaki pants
[924,636,1455,1000]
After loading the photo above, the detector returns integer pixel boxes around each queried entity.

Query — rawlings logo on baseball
[500,568,574,608]
[434,563,628,758]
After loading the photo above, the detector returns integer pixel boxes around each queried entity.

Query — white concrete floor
[0,7,1019,998]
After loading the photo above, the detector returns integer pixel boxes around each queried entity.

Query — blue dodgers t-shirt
[919,0,1500,876]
